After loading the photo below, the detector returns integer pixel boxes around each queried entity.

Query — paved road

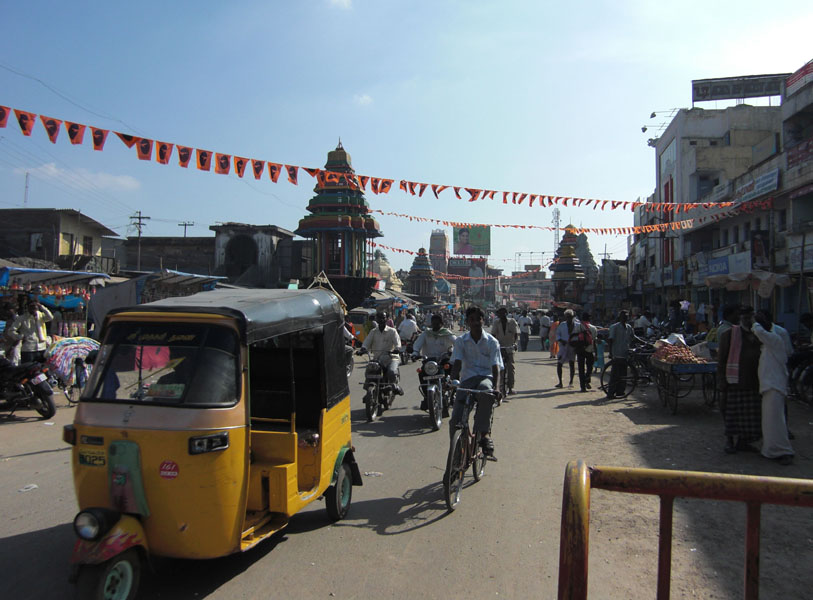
[2,338,812,599]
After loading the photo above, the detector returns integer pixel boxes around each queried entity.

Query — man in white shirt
[413,313,456,411]
[634,312,651,331]
[450,306,503,456]
[397,312,420,343]
[361,312,404,395]
[539,312,551,351]
[517,310,533,352]
[555,309,580,388]
[753,311,794,465]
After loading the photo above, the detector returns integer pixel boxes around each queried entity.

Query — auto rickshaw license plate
[79,450,106,467]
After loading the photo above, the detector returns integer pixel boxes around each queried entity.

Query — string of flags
[369,209,695,236]
[2,104,734,214]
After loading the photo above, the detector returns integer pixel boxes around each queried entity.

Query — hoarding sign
[707,256,729,276]
[787,59,813,97]
[692,74,789,102]
[453,226,490,256]
[734,168,779,204]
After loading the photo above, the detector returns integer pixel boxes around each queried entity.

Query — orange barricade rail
[558,460,813,600]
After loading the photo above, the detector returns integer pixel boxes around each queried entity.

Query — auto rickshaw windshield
[84,322,240,407]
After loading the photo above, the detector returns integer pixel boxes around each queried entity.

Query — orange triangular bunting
[40,116,61,143]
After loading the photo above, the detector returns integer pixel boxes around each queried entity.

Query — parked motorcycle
[357,348,400,422]
[416,354,452,431]
[0,357,56,419]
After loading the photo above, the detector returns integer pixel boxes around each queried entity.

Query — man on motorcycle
[360,311,404,396]
[397,311,420,345]
[450,305,503,457]
[413,314,456,410]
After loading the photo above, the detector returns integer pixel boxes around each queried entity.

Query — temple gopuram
[295,142,382,308]
[550,226,586,305]
[405,247,436,305]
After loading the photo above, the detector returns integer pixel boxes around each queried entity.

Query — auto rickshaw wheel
[75,548,141,600]
[326,462,352,521]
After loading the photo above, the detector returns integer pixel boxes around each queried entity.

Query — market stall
[650,344,716,415]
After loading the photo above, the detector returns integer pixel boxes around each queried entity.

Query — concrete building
[0,208,118,273]
[428,229,449,273]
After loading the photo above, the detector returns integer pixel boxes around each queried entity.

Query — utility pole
[551,208,561,254]
[23,172,29,207]
[178,221,195,238]
[130,211,151,271]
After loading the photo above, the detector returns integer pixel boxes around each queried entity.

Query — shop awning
[705,270,793,298]
[0,266,110,288]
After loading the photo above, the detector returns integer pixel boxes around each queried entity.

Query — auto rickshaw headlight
[74,508,119,541]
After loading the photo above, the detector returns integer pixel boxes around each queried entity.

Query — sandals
[481,437,495,456]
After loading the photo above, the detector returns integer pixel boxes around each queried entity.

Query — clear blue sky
[1,1,811,272]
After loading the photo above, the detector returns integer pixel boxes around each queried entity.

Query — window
[649,255,655,268]
[722,229,729,246]
[754,217,760,231]
[779,209,787,231]
[29,233,43,252]
[732,227,739,244]
[83,236,93,256]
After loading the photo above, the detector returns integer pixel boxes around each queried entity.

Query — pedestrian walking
[517,310,533,351]
[539,311,551,351]
[606,310,634,399]
[490,306,518,395]
[549,316,560,359]
[555,309,579,388]
[576,312,598,392]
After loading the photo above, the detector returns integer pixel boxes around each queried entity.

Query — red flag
[431,184,447,198]
[0,106,9,128]
[487,191,496,200]
[116,132,137,148]
[562,198,569,207]
[517,193,526,204]
[251,160,266,179]
[267,162,281,182]
[66,122,86,145]
[39,116,61,143]
[370,178,381,194]
[511,192,518,204]
[399,180,408,193]
[418,183,427,197]
[215,153,231,175]
[503,192,509,204]
[611,201,621,210]
[285,165,298,184]
[14,109,36,135]
[408,181,418,195]
[453,187,461,199]
[529,195,537,206]
[196,149,212,171]
[359,175,369,190]
[466,188,482,202]
[91,128,109,151]
[136,137,153,160]
[156,142,173,164]
[303,167,320,178]
[379,179,393,194]
[177,146,192,168]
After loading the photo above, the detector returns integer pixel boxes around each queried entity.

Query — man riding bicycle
[450,305,503,457]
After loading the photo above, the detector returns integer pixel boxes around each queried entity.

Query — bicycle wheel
[667,374,680,414]
[798,364,813,406]
[702,373,716,407]
[600,360,637,399]
[472,431,486,481]
[443,429,466,511]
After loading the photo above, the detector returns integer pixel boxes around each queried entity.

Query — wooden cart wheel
[667,374,679,414]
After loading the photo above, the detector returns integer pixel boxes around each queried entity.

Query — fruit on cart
[652,345,709,364]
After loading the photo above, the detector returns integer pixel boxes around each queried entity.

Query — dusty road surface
[2,337,812,599]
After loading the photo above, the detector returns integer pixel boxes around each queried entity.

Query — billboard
[452,226,490,256]
[691,74,789,103]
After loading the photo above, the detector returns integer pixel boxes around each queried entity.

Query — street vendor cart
[650,357,717,414]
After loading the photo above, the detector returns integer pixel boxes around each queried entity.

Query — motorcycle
[0,357,56,419]
[357,348,400,422]
[399,334,418,366]
[344,341,355,379]
[416,354,452,431]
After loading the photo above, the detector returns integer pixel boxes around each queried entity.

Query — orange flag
[91,128,109,151]
[267,162,282,182]
[503,192,509,204]
[453,187,462,199]
[0,105,9,128]
[370,178,381,194]
[196,149,212,171]
[40,116,62,143]
[66,122,86,145]
[399,180,408,193]
[303,167,320,178]
[156,141,173,164]
[465,188,482,202]
[116,132,137,148]
[215,153,231,174]
[136,137,153,160]
[408,182,417,195]
[251,160,265,179]
[359,175,369,190]
[379,179,393,194]
[285,165,298,184]
[177,146,192,168]
[234,156,248,177]
[431,184,448,198]
[14,109,36,135]
[418,183,427,197]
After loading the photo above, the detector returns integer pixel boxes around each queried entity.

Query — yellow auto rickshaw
[63,288,362,599]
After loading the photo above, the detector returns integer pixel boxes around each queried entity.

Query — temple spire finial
[337,137,343,150]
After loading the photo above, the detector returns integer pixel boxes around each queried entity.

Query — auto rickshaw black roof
[107,288,344,344]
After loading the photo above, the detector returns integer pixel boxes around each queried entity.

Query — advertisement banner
[453,226,490,256]
[751,230,770,269]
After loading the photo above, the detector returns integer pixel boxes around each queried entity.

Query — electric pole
[23,172,29,207]
[178,221,194,237]
[551,207,561,254]
[130,211,151,271]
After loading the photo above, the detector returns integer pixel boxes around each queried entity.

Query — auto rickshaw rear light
[63,424,76,446]
[189,431,229,455]
[73,508,119,541]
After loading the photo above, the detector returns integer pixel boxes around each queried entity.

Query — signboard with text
[692,74,789,102]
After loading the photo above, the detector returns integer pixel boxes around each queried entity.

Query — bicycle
[443,384,499,511]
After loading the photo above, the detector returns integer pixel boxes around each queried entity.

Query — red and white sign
[787,59,813,97]
[159,460,179,480]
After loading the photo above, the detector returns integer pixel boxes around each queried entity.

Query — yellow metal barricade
[558,460,813,600]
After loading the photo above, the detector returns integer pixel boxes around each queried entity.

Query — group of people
[716,305,795,465]
[1,298,54,365]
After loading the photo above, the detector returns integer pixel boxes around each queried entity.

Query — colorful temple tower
[406,247,436,305]
[295,142,382,307]
[550,226,586,305]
